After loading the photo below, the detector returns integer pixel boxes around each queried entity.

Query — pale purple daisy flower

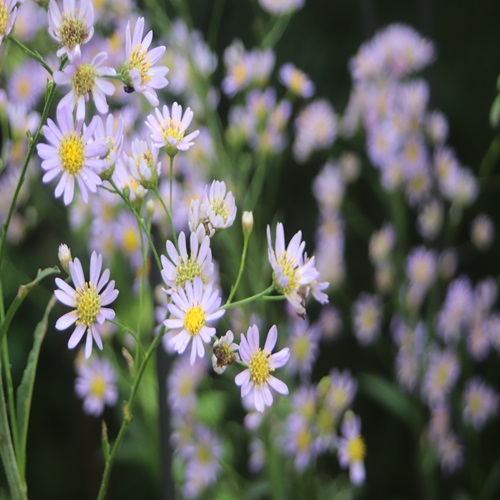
[75,357,118,416]
[235,324,290,413]
[286,316,321,379]
[53,46,116,120]
[163,277,225,365]
[7,59,46,110]
[122,17,168,106]
[436,432,464,474]
[146,102,199,157]
[324,369,358,420]
[160,231,215,294]
[0,0,18,45]
[352,293,382,346]
[463,377,499,431]
[279,63,314,98]
[312,161,345,212]
[470,214,495,251]
[267,222,323,316]
[258,0,304,16]
[125,136,161,189]
[54,251,119,359]
[417,199,443,240]
[48,0,94,57]
[337,413,366,485]
[369,223,396,265]
[92,113,124,176]
[36,104,107,205]
[283,414,317,472]
[406,246,437,291]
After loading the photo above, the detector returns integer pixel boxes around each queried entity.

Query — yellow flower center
[248,348,274,387]
[90,375,106,398]
[58,14,88,50]
[175,259,203,288]
[184,305,205,336]
[75,283,101,327]
[128,45,152,84]
[210,196,229,223]
[179,375,194,397]
[17,77,31,99]
[196,445,211,464]
[73,63,96,96]
[292,335,310,363]
[297,426,312,451]
[468,393,482,414]
[347,435,366,462]
[0,1,10,36]
[289,70,306,95]
[122,227,139,254]
[161,118,185,145]
[273,253,298,295]
[232,61,247,86]
[59,132,85,176]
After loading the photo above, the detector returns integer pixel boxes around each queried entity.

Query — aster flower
[146,102,199,157]
[279,63,314,98]
[463,377,499,430]
[75,357,118,416]
[337,413,366,485]
[323,369,358,420]
[161,231,215,294]
[471,214,494,251]
[267,222,325,316]
[53,46,116,120]
[122,17,168,106]
[124,136,161,189]
[54,251,119,359]
[93,113,124,177]
[163,277,225,365]
[283,414,317,471]
[258,0,305,16]
[235,324,290,413]
[286,316,321,379]
[48,0,95,57]
[189,181,237,239]
[7,59,46,110]
[36,104,107,205]
[0,0,17,45]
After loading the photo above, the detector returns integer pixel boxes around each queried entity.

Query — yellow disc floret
[73,63,96,96]
[59,132,86,176]
[273,253,298,295]
[0,2,9,37]
[347,435,366,462]
[210,196,229,223]
[127,45,152,84]
[162,118,185,145]
[175,259,204,288]
[58,15,88,50]
[75,283,101,327]
[90,375,106,398]
[248,349,274,387]
[184,305,205,336]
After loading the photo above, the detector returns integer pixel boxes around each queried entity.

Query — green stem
[0,357,25,500]
[221,285,276,310]
[226,231,250,304]
[106,179,162,272]
[97,328,166,500]
[207,0,226,50]
[7,34,53,76]
[261,14,292,49]
[2,338,19,472]
[152,186,178,250]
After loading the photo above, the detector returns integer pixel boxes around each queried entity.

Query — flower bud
[242,211,254,236]
[146,199,155,218]
[58,243,72,272]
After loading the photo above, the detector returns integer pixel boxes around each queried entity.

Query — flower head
[212,331,239,374]
[146,102,199,157]
[161,231,215,294]
[279,63,314,98]
[338,413,366,485]
[235,324,290,412]
[75,357,117,416]
[267,222,326,316]
[53,46,116,120]
[163,277,225,365]
[37,104,107,205]
[48,0,94,57]
[54,251,119,359]
[122,17,168,106]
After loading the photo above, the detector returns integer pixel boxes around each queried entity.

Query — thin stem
[152,186,178,250]
[261,14,292,49]
[208,0,226,50]
[226,231,250,304]
[169,156,174,218]
[2,338,19,470]
[221,285,276,311]
[106,179,162,272]
[97,328,166,500]
[7,35,53,76]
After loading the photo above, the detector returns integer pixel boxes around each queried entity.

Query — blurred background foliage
[3,0,500,499]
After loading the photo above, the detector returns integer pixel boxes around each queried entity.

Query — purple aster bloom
[258,0,304,15]
[36,104,107,205]
[436,432,464,475]
[54,251,119,359]
[324,369,358,420]
[48,0,94,58]
[279,63,314,97]
[471,214,495,251]
[337,413,366,485]
[7,59,46,110]
[283,414,318,471]
[122,17,168,106]
[406,246,437,291]
[312,161,345,212]
[75,357,118,416]
[53,46,116,120]
[235,324,290,413]
[286,316,321,379]
[163,277,225,365]
[463,377,499,431]
[352,293,382,346]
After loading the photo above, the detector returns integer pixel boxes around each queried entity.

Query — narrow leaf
[15,295,57,481]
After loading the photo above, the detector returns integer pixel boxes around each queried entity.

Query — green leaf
[0,266,60,346]
[358,372,422,433]
[15,294,57,482]
[490,95,500,128]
